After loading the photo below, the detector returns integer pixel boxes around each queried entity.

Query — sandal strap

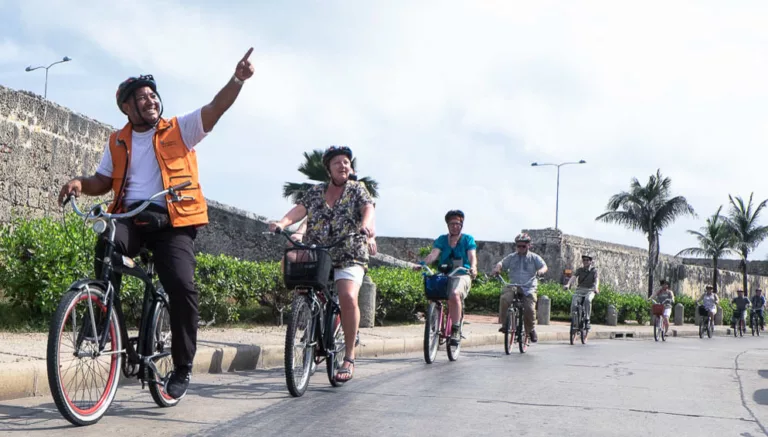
[343,357,355,364]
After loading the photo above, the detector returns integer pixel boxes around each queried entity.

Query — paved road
[2,337,768,436]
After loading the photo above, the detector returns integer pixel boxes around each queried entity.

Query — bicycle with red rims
[420,262,469,364]
[47,182,190,426]
[268,227,361,397]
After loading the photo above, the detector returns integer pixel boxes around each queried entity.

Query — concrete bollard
[358,275,377,328]
[714,305,723,326]
[674,303,684,326]
[537,295,551,325]
[606,304,618,326]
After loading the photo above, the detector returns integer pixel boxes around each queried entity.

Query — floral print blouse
[299,181,374,269]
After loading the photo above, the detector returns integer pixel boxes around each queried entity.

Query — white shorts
[334,265,365,286]
[663,308,672,318]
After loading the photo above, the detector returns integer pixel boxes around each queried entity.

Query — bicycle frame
[64,182,188,382]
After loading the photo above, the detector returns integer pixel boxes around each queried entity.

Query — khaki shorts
[448,275,472,300]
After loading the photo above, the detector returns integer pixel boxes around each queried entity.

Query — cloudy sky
[2,0,768,260]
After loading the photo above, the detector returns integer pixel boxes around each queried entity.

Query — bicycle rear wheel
[146,293,179,407]
[47,286,122,426]
[423,302,440,364]
[504,310,514,355]
[285,294,315,397]
[707,318,713,338]
[660,319,667,342]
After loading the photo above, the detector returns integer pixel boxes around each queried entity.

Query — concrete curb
[0,327,739,402]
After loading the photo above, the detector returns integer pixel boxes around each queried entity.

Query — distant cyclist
[697,285,719,322]
[751,288,766,331]
[491,233,547,343]
[565,253,599,330]
[417,210,478,346]
[649,279,675,335]
[731,289,750,330]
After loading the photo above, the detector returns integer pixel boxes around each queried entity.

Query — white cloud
[6,0,768,260]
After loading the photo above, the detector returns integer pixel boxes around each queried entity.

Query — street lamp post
[25,56,72,99]
[531,160,586,230]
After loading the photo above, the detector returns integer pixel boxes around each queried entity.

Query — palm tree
[596,169,696,297]
[675,206,735,294]
[726,193,768,296]
[282,149,380,203]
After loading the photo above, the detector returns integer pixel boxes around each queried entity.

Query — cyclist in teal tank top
[417,210,478,346]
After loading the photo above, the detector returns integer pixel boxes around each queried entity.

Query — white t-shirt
[96,108,207,207]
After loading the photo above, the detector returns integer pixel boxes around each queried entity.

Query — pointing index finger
[241,47,253,62]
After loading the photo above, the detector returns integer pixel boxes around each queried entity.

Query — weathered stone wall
[0,84,111,220]
[3,83,768,300]
[375,229,768,300]
[682,257,768,276]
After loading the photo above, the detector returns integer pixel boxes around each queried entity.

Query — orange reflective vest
[106,118,208,227]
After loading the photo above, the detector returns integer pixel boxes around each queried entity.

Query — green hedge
[0,214,738,330]
[0,214,290,328]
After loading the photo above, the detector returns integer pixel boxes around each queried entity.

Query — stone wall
[375,228,768,300]
[0,84,111,220]
[3,83,768,300]
[682,257,768,276]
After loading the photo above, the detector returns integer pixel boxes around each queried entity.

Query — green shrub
[0,214,286,328]
[0,213,99,317]
[676,295,697,324]
[367,266,424,323]
[465,276,500,314]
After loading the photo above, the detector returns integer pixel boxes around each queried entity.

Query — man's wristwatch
[232,75,244,85]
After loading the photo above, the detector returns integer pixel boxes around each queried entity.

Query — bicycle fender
[68,279,109,292]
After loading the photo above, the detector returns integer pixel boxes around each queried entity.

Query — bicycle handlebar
[650,298,673,305]
[417,262,470,277]
[267,226,361,250]
[64,181,192,220]
[492,274,534,288]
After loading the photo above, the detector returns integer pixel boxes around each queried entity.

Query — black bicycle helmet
[116,74,160,114]
[321,146,353,169]
[444,210,465,223]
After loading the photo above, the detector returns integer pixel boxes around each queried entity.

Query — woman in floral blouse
[270,146,376,383]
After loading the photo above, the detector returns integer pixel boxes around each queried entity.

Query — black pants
[95,220,199,370]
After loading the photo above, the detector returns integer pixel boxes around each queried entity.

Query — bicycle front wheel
[518,310,528,354]
[423,302,440,364]
[47,286,122,426]
[569,311,577,346]
[326,312,347,387]
[285,294,315,397]
[447,310,463,361]
[654,316,660,342]
[504,310,514,355]
[146,293,180,408]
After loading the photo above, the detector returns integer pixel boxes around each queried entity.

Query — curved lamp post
[25,56,72,99]
[531,160,587,230]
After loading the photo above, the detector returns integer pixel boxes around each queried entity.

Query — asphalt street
[2,336,768,437]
